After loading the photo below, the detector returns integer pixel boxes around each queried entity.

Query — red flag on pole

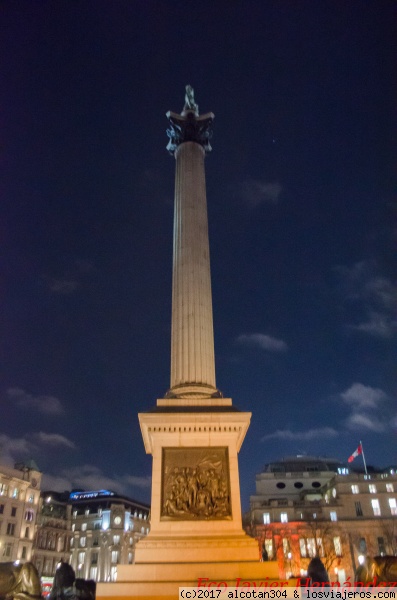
[348,443,363,463]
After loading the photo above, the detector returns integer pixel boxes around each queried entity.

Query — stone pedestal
[96,403,279,600]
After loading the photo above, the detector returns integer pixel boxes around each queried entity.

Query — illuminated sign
[69,490,115,500]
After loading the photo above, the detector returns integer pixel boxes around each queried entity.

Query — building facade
[33,491,72,577]
[0,461,42,564]
[68,490,150,582]
[245,457,397,583]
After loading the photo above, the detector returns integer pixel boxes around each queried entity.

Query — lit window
[113,535,120,545]
[351,485,359,494]
[0,484,8,496]
[330,511,337,522]
[306,538,316,558]
[282,538,289,556]
[28,494,35,503]
[371,499,381,516]
[389,498,397,516]
[98,508,102,516]
[334,536,342,556]
[80,536,86,547]
[299,538,307,558]
[111,550,119,563]
[332,488,337,498]
[72,524,75,532]
[85,509,89,516]
[110,565,117,581]
[78,552,85,563]
[70,539,74,548]
[264,539,274,559]
[12,488,19,499]
[386,483,394,493]
[280,513,288,523]
[263,512,270,524]
[73,510,77,518]
[81,523,87,531]
[369,484,377,494]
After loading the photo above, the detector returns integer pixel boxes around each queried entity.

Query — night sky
[1,1,396,511]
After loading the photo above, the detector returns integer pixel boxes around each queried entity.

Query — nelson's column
[97,87,278,600]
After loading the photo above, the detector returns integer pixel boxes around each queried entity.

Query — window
[81,523,87,531]
[386,483,394,493]
[0,483,8,496]
[359,538,367,553]
[78,552,85,564]
[28,494,35,503]
[280,513,288,523]
[299,538,307,558]
[306,538,317,558]
[263,513,270,524]
[80,536,86,547]
[369,484,377,494]
[25,527,30,539]
[333,536,342,557]
[72,524,75,532]
[330,511,338,522]
[12,488,19,499]
[113,535,120,545]
[90,566,97,581]
[128,552,133,564]
[93,537,99,547]
[276,482,286,489]
[91,552,98,564]
[98,508,102,517]
[371,499,381,516]
[355,501,363,517]
[94,522,101,529]
[378,537,386,555]
[21,546,27,559]
[264,539,274,560]
[0,504,4,514]
[110,566,117,581]
[85,509,90,516]
[11,507,17,517]
[6,523,15,536]
[3,542,13,557]
[25,509,34,521]
[73,510,77,518]
[388,498,397,516]
[351,485,359,494]
[282,538,290,557]
[111,550,119,563]
[70,539,74,548]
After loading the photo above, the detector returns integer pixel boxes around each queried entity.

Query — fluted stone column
[166,93,218,398]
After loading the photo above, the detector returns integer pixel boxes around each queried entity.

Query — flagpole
[360,440,368,476]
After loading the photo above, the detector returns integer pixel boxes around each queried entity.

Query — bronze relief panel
[161,447,232,520]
